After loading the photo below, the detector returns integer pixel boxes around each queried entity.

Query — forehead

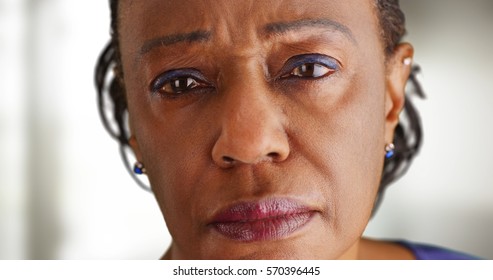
[118,0,380,49]
[118,0,376,22]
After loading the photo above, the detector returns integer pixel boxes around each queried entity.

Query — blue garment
[397,240,480,260]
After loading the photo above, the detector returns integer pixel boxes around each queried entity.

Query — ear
[384,43,414,143]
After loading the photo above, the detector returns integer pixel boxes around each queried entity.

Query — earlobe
[384,43,414,143]
[129,135,144,163]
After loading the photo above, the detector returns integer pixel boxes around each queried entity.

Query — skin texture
[118,0,414,259]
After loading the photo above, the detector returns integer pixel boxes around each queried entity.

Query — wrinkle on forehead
[119,0,383,68]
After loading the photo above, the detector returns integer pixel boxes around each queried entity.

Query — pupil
[302,64,314,76]
[172,78,191,91]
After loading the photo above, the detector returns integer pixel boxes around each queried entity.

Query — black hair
[95,0,425,200]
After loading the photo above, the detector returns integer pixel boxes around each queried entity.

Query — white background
[1,0,492,259]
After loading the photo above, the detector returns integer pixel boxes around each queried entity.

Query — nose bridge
[222,63,270,129]
[212,58,289,166]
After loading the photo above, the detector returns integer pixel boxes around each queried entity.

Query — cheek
[333,88,385,230]
[290,71,387,232]
[128,94,236,256]
[131,104,217,237]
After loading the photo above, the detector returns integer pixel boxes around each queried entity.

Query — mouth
[209,198,316,242]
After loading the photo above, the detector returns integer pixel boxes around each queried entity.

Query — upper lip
[210,197,315,224]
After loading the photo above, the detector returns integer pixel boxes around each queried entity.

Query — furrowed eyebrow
[139,30,211,56]
[137,19,354,58]
[263,18,357,44]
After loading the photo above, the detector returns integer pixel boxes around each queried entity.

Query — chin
[201,242,323,260]
[187,230,339,260]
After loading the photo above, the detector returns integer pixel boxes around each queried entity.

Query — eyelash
[150,69,212,98]
[279,54,339,80]
[150,54,339,98]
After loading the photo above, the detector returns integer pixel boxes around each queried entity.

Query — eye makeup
[148,53,340,99]
[149,68,211,95]
[278,53,340,79]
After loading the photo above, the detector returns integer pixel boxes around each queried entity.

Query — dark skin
[118,0,415,259]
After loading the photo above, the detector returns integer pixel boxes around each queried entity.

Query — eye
[280,54,339,80]
[150,69,212,97]
[161,77,201,93]
[290,63,332,78]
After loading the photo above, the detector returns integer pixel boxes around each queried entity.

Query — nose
[211,68,290,168]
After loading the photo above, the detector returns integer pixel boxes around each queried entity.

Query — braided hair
[95,0,425,202]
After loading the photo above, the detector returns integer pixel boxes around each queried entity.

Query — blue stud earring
[385,143,395,159]
[133,162,146,175]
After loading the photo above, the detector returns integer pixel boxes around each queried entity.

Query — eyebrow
[138,18,355,57]
[139,30,211,55]
[263,18,357,44]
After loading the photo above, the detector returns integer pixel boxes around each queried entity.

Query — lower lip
[210,200,315,242]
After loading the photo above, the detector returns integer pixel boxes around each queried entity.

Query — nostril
[267,152,279,158]
[222,156,235,165]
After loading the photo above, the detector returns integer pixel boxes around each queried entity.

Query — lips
[209,198,315,242]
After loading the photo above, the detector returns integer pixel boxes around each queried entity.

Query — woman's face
[119,0,411,259]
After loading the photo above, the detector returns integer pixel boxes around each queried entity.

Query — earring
[385,143,395,159]
[133,162,146,175]
[403,57,413,66]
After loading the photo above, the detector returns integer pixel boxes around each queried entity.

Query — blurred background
[0,0,492,259]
